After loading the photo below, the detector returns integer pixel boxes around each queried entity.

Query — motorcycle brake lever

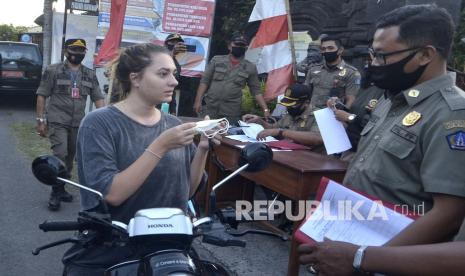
[226,228,289,241]
[32,237,79,255]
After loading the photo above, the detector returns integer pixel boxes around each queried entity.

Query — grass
[10,122,78,181]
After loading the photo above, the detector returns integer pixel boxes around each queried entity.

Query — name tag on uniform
[71,87,80,99]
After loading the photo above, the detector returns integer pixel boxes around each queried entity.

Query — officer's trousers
[48,123,78,176]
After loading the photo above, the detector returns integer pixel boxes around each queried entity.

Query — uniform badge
[368,99,378,109]
[408,89,420,98]
[338,68,347,77]
[446,130,465,151]
[402,111,422,127]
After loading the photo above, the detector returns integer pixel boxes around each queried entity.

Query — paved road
[0,94,81,276]
[0,93,307,276]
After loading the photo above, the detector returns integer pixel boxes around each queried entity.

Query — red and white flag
[248,0,294,101]
[94,0,128,66]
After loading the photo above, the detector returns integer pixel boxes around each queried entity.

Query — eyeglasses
[368,46,422,65]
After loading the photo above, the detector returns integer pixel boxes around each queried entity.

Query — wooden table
[205,137,348,276]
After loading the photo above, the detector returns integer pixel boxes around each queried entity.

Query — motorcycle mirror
[31,155,105,204]
[31,155,68,186]
[238,142,273,172]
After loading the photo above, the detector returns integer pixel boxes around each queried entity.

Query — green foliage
[10,122,78,181]
[0,24,28,41]
[453,9,465,71]
[241,81,277,116]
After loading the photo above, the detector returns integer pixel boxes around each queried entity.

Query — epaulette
[343,63,358,73]
[441,85,465,111]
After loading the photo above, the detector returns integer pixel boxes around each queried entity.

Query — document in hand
[313,108,352,154]
[295,178,416,246]
[236,120,277,142]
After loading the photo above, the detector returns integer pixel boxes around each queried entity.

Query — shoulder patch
[446,130,465,151]
[440,86,465,111]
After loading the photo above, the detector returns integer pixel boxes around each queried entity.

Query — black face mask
[322,51,339,63]
[287,104,305,117]
[368,51,428,93]
[361,65,372,89]
[231,47,246,58]
[66,53,85,65]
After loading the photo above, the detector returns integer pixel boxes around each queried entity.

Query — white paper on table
[299,180,414,246]
[234,144,291,152]
[226,135,277,143]
[232,121,278,142]
[313,108,352,154]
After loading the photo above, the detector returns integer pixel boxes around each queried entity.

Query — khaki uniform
[343,74,465,212]
[305,60,361,108]
[200,55,261,123]
[36,61,103,173]
[276,105,325,153]
[276,105,319,132]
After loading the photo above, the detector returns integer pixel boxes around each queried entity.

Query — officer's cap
[230,33,248,47]
[279,84,313,107]
[165,33,184,44]
[64,38,87,49]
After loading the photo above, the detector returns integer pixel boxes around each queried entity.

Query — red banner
[94,0,128,66]
[162,0,215,37]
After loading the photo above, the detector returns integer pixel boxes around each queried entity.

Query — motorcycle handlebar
[39,220,86,232]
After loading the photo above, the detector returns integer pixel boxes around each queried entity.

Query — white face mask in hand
[195,118,229,138]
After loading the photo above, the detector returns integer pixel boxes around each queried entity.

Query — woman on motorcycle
[65,43,218,275]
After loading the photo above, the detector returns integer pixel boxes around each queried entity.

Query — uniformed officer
[242,83,323,149]
[304,35,361,109]
[299,6,465,275]
[164,33,186,114]
[296,43,323,75]
[36,38,105,211]
[193,33,270,124]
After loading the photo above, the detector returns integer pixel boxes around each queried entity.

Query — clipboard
[294,177,419,245]
[265,140,311,150]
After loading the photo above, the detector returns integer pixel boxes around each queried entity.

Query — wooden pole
[60,0,69,61]
[285,0,298,81]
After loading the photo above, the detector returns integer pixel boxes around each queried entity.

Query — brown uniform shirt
[343,73,465,211]
[37,61,103,127]
[276,104,319,132]
[304,60,361,108]
[276,105,325,153]
[200,55,261,121]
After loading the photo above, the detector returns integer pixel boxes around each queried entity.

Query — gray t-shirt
[76,106,196,224]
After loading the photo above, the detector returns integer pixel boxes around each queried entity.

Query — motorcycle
[31,143,285,275]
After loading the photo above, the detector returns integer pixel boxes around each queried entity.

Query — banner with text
[97,0,216,76]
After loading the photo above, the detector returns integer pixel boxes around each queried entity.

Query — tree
[42,0,55,68]
[209,0,256,57]
[0,24,28,41]
[453,9,465,72]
